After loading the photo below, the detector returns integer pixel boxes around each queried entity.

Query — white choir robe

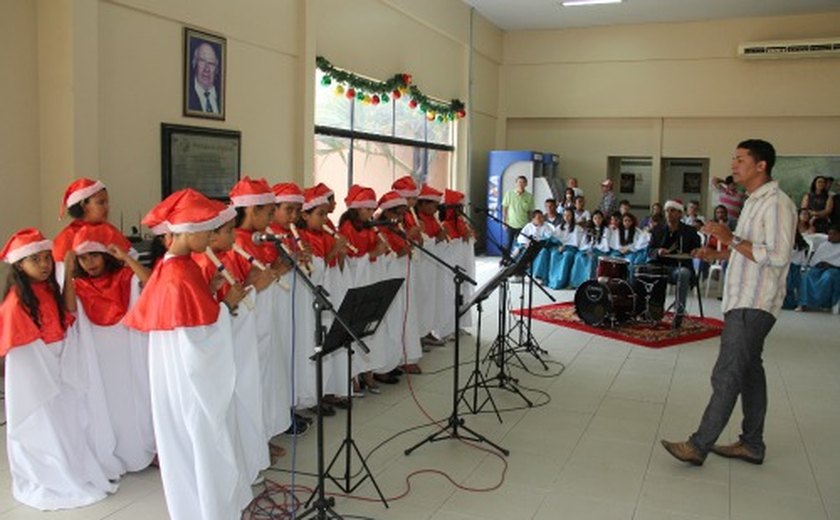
[147,312,252,520]
[69,275,155,474]
[433,237,459,339]
[254,283,292,438]
[322,259,351,396]
[411,237,438,338]
[229,303,270,481]
[281,267,318,409]
[344,255,389,376]
[5,335,117,510]
[384,252,423,367]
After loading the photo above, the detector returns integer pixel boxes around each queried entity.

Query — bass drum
[574,278,637,327]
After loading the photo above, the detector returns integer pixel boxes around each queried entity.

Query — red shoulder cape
[73,267,134,326]
[339,220,377,257]
[0,282,74,355]
[122,255,219,332]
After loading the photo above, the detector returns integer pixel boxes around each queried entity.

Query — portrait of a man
[184,29,226,120]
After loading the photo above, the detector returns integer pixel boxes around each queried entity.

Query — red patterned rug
[512,301,724,348]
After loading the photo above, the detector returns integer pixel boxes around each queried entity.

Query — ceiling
[462,0,840,31]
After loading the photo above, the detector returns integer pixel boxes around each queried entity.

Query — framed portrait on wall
[619,173,635,194]
[183,28,226,120]
[683,172,702,193]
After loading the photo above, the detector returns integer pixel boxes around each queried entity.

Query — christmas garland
[316,56,466,123]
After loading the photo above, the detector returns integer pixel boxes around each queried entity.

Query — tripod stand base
[485,371,534,408]
[297,496,341,520]
[404,414,509,457]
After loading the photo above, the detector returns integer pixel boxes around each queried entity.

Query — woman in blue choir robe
[547,208,585,289]
[515,210,554,282]
[797,227,840,310]
[611,213,649,275]
[571,210,610,288]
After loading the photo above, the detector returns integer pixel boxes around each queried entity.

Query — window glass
[314,70,351,130]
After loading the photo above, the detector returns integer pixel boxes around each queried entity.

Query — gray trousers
[689,308,776,457]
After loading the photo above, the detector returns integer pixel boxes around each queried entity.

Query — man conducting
[661,139,796,466]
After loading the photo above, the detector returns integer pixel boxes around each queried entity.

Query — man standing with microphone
[661,139,796,466]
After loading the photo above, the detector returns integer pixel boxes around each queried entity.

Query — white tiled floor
[2,256,839,519]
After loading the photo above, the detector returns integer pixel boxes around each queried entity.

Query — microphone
[362,218,396,229]
[252,232,281,244]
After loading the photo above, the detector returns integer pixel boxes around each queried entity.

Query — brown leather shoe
[710,441,763,465]
[661,439,705,466]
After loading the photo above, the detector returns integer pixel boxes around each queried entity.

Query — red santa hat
[212,200,237,225]
[1,228,53,265]
[60,178,106,218]
[377,191,408,211]
[345,185,377,209]
[443,189,465,207]
[71,223,127,255]
[391,176,420,198]
[229,176,276,207]
[417,184,443,203]
[303,185,330,211]
[272,182,305,204]
[664,199,685,213]
[313,182,335,199]
[142,189,224,235]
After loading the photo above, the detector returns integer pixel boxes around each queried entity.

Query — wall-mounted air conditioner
[737,37,840,59]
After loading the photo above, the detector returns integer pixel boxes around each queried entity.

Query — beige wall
[0,0,41,280]
[502,12,840,212]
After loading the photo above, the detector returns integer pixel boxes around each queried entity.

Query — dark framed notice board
[161,123,241,200]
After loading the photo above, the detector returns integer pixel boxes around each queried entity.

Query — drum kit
[574,257,670,327]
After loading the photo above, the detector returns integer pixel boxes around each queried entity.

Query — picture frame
[161,124,241,200]
[683,172,702,194]
[619,173,635,194]
[183,28,226,120]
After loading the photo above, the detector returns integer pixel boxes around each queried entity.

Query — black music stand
[456,256,520,419]
[317,279,403,509]
[507,240,555,370]
[482,239,546,408]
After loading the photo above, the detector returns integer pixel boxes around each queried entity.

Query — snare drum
[596,257,630,280]
[575,278,637,327]
[633,265,670,320]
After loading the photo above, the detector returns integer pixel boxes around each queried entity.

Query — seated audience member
[570,210,610,288]
[618,199,632,217]
[640,202,663,231]
[547,207,585,289]
[797,224,840,311]
[681,200,705,227]
[544,198,562,227]
[797,208,816,236]
[567,177,583,198]
[561,188,576,210]
[801,175,834,234]
[610,212,649,269]
[516,209,554,281]
[647,199,702,329]
[710,175,745,226]
[783,231,810,310]
[573,195,590,225]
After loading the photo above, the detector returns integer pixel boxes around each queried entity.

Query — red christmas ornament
[372,94,380,105]
[392,89,402,100]
[457,109,467,119]
[409,99,418,109]
[346,88,356,99]
[402,73,412,85]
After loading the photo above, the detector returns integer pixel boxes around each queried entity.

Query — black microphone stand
[270,241,371,520]
[388,224,508,457]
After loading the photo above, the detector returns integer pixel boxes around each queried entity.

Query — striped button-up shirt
[722,180,797,317]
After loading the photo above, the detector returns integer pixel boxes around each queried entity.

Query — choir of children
[1,176,472,519]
